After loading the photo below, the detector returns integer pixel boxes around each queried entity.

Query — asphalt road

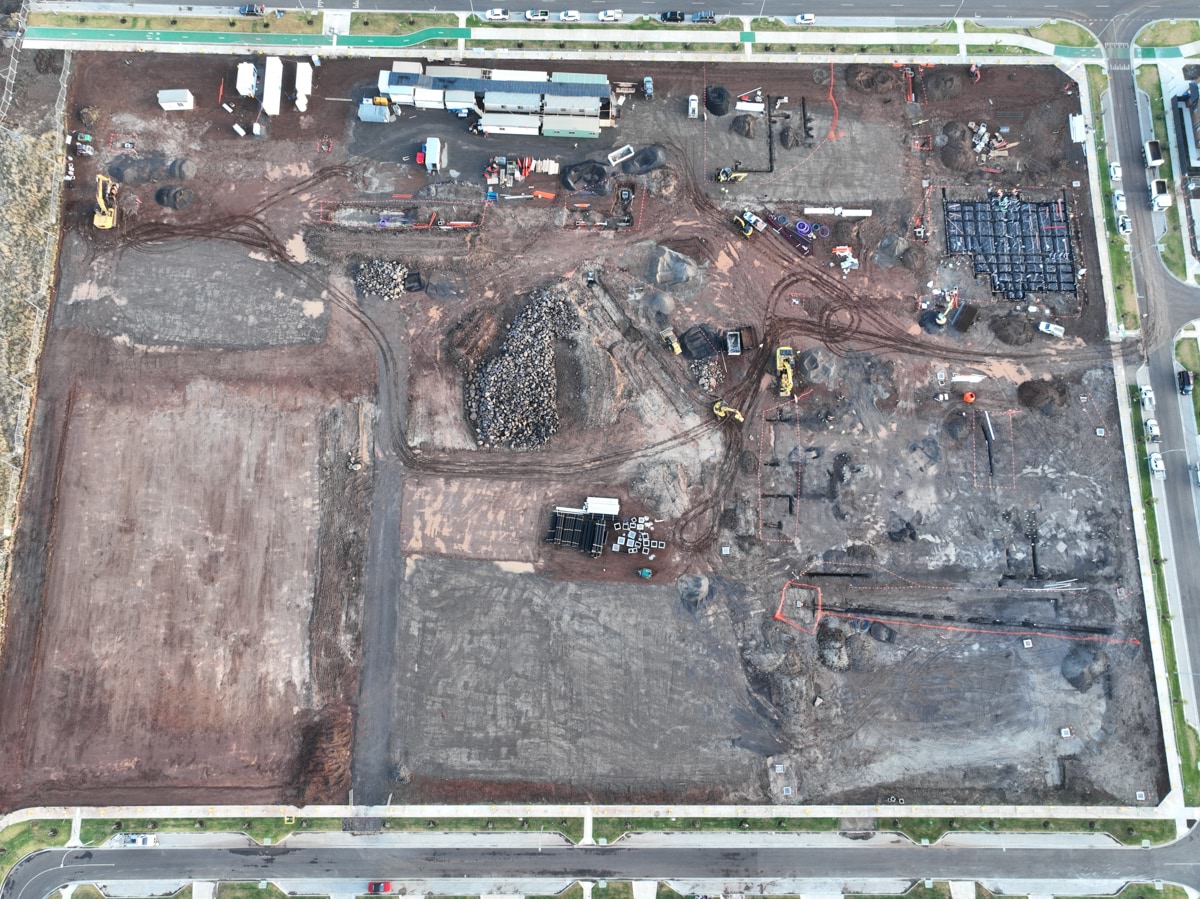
[5,835,1200,899]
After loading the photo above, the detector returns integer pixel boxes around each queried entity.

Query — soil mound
[940,141,975,171]
[1017,376,1070,415]
[989,314,1036,346]
[649,246,697,285]
[812,65,830,86]
[731,114,758,138]
[1061,644,1109,693]
[779,124,801,149]
[847,65,898,94]
[154,186,195,210]
[942,120,968,141]
[562,159,610,191]
[677,573,711,610]
[925,71,963,101]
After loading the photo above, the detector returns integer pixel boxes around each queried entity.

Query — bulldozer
[93,173,118,230]
[717,166,748,183]
[659,327,682,355]
[712,399,744,423]
[776,346,795,397]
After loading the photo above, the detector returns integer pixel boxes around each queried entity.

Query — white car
[598,8,623,21]
[558,9,579,20]
[524,9,549,20]
[1110,162,1122,181]
[483,8,509,20]
[1113,191,1126,213]
[125,834,158,847]
[795,13,816,24]
[1140,385,1156,410]
[1149,452,1166,480]
[1145,418,1161,443]
[1118,214,1132,236]
[688,94,699,119]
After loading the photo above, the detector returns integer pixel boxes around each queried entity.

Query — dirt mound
[989,314,1036,346]
[847,65,899,94]
[561,159,610,191]
[812,66,830,86]
[1017,376,1071,415]
[731,114,758,139]
[169,158,197,180]
[154,186,195,210]
[779,125,801,149]
[940,141,975,171]
[706,85,732,116]
[943,120,968,141]
[677,573,711,610]
[1061,644,1109,693]
[620,145,668,175]
[296,704,353,804]
[798,346,835,383]
[649,246,697,285]
[925,71,963,101]
[817,619,849,671]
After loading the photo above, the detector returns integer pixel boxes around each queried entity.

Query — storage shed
[156,89,194,111]
[358,98,395,123]
[484,91,541,114]
[543,94,601,117]
[235,62,258,98]
[261,56,283,116]
[479,113,541,135]
[541,115,601,139]
[413,87,444,110]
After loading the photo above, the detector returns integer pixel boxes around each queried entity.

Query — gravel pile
[467,287,578,449]
[355,259,423,300]
[689,357,726,392]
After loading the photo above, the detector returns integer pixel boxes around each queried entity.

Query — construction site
[0,50,1167,810]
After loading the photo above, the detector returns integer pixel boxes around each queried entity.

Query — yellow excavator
[712,399,744,423]
[93,174,118,230]
[776,346,795,397]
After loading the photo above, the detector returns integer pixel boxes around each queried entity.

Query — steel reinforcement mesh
[942,190,1076,300]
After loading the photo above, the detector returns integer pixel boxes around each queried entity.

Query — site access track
[7,831,1200,899]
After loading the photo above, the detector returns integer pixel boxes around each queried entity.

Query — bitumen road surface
[5,835,1200,899]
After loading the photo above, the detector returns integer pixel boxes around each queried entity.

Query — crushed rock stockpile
[355,260,423,300]
[466,287,578,449]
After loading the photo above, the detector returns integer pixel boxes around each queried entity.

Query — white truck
[1143,139,1164,168]
[1150,178,1173,211]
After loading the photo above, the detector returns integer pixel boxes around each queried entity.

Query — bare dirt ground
[0,52,1164,809]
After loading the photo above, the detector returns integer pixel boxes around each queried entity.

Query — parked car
[75,132,93,143]
[1117,214,1132,235]
[75,144,95,157]
[558,9,579,20]
[1140,384,1156,410]
[1037,321,1065,338]
[688,94,699,118]
[691,10,715,22]
[125,834,157,847]
[1110,162,1122,181]
[367,884,392,895]
[1149,452,1167,481]
[1193,463,1200,488]
[1113,190,1126,213]
[795,13,816,24]
[598,9,623,21]
[643,76,654,99]
[660,10,685,21]
[1145,418,1161,443]
[1180,369,1195,395]
[524,9,549,20]
[483,8,509,20]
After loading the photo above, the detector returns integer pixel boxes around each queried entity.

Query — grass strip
[1087,65,1140,330]
[0,821,70,884]
[1137,20,1200,47]
[28,11,322,32]
[350,13,459,33]
[749,17,955,32]
[1136,65,1189,281]
[964,19,1097,46]
[1128,386,1200,805]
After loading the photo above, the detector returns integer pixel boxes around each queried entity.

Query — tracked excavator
[712,400,744,423]
[776,346,795,397]
[93,174,118,230]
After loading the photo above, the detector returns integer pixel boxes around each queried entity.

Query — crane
[93,174,118,230]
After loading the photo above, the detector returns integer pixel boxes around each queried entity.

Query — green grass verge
[0,820,70,884]
[383,817,584,843]
[81,816,584,846]
[27,11,322,32]
[1061,885,1189,899]
[1137,20,1200,47]
[528,887,582,899]
[465,37,743,50]
[852,885,950,899]
[350,12,459,33]
[1136,65,1189,281]
[1129,386,1200,806]
[964,19,1097,46]
[467,15,739,29]
[592,816,840,843]
[1176,339,1200,430]
[78,817,343,846]
[1086,66,1140,330]
[218,885,324,899]
[750,17,955,32]
[64,887,193,899]
[893,816,1175,845]
[790,43,960,55]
